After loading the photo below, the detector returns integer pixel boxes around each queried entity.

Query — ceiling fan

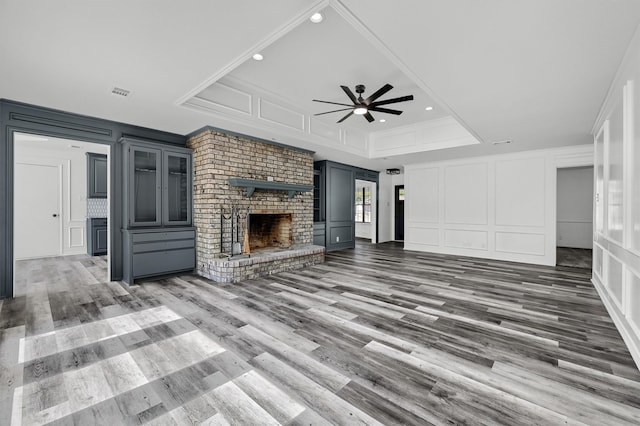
[313,83,414,123]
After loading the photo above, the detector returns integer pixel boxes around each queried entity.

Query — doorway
[13,133,110,295]
[556,166,594,268]
[355,179,377,243]
[395,185,405,241]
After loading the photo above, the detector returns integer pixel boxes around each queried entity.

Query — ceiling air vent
[111,87,131,97]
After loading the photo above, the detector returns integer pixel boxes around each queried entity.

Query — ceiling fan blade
[337,111,354,123]
[340,85,359,104]
[368,106,403,115]
[313,99,354,107]
[314,108,354,116]
[364,112,375,122]
[364,84,393,104]
[369,95,414,107]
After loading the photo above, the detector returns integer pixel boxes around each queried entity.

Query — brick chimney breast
[187,129,323,282]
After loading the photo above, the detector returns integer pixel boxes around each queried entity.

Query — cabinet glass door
[130,146,162,226]
[163,151,192,225]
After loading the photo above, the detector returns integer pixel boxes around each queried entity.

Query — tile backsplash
[87,198,108,218]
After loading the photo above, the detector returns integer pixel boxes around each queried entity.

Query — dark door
[395,185,404,241]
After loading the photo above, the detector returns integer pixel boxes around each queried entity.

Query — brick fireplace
[187,128,324,282]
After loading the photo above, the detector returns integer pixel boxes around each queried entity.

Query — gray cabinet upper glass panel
[130,145,162,226]
[122,138,193,228]
[163,151,192,226]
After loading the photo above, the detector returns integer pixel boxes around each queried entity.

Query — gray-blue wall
[0,99,186,298]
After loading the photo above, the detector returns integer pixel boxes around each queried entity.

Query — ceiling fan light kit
[313,83,414,123]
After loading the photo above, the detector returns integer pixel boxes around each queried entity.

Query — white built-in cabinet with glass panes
[124,141,192,227]
[121,137,195,284]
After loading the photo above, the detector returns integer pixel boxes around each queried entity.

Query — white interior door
[15,162,61,259]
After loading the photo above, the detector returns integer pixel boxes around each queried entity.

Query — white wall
[14,136,109,258]
[591,24,640,369]
[355,222,371,239]
[404,145,593,266]
[557,167,594,248]
[377,173,404,243]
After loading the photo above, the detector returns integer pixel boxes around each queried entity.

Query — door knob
[52,214,58,217]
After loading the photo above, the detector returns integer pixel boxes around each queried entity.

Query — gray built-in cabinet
[87,153,107,257]
[120,137,195,284]
[87,153,108,198]
[87,218,108,255]
[313,160,378,252]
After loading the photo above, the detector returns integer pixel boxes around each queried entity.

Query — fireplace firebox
[248,213,293,252]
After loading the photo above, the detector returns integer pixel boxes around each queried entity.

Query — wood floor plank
[205,381,280,426]
[251,351,383,426]
[233,370,305,423]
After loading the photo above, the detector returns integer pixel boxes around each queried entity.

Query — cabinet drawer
[132,230,195,243]
[133,248,195,277]
[133,239,195,254]
[91,218,107,226]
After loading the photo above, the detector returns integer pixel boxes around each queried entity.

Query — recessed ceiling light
[379,119,386,123]
[310,12,323,23]
[252,53,264,61]
[425,106,433,111]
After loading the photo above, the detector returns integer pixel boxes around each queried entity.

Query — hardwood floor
[556,247,593,269]
[2,243,640,425]
[13,255,108,297]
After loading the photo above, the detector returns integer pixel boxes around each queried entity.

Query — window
[355,185,371,223]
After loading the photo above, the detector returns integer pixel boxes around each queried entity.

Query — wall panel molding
[495,232,545,256]
[404,145,593,267]
[444,163,487,225]
[369,116,479,158]
[69,226,84,248]
[309,118,341,144]
[590,24,640,370]
[495,157,545,228]
[406,167,438,224]
[258,98,305,131]
[191,82,253,116]
[183,76,369,157]
[406,226,439,246]
[444,229,488,251]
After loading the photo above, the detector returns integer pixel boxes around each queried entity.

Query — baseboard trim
[592,275,640,371]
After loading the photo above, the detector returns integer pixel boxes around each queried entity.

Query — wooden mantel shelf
[228,177,313,199]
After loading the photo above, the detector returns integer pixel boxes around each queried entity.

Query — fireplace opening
[248,213,293,252]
